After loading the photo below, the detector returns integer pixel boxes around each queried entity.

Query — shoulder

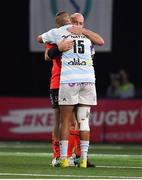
[42,28,58,36]
[58,24,72,31]
[47,28,58,35]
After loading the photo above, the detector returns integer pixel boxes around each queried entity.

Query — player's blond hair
[55,11,71,27]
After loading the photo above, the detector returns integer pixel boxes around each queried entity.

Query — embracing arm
[44,48,50,61]
[45,47,62,61]
[36,28,57,44]
[82,28,104,46]
[44,39,73,61]
[37,35,43,43]
[67,26,104,46]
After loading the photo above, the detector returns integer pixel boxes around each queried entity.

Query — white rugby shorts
[58,82,97,105]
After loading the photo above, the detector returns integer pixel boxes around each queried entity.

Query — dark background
[0,0,141,98]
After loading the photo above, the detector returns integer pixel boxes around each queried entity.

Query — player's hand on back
[67,26,83,35]
[58,39,74,52]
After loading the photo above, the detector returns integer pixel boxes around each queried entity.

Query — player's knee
[79,119,90,131]
[77,106,90,131]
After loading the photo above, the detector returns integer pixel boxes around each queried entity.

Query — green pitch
[0,142,142,179]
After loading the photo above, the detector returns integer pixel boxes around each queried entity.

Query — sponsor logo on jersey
[71,34,86,39]
[62,34,86,39]
[68,82,94,87]
[68,58,86,65]
[62,34,72,39]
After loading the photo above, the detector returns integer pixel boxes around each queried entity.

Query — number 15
[73,40,85,54]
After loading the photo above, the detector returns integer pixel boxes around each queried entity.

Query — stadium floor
[0,142,142,179]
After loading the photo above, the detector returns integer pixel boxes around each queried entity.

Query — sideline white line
[0,152,142,158]
[0,173,142,179]
[0,144,126,149]
[0,152,142,169]
[97,165,142,169]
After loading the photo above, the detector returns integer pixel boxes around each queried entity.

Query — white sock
[80,140,89,160]
[59,140,68,159]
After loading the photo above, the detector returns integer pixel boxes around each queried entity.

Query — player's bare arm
[37,35,43,43]
[83,28,104,46]
[44,39,73,61]
[58,39,74,52]
[67,26,104,46]
[44,48,50,61]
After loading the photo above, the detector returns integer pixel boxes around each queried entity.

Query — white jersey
[42,25,96,83]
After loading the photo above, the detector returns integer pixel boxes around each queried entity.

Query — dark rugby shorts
[50,88,59,109]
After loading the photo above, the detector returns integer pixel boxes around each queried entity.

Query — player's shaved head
[70,13,84,27]
[55,11,71,27]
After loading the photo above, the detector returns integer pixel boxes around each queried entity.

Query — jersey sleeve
[41,29,57,44]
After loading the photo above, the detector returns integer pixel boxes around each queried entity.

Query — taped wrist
[48,47,62,59]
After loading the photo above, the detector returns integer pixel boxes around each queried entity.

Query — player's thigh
[60,105,75,124]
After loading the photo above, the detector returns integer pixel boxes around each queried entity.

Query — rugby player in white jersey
[40,13,104,168]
